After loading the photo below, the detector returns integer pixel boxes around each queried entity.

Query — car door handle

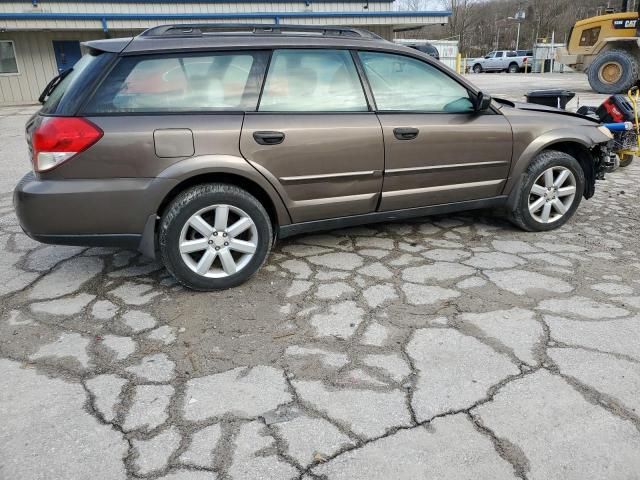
[253,131,285,145]
[393,127,419,140]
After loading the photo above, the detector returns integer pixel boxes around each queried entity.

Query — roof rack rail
[140,23,382,40]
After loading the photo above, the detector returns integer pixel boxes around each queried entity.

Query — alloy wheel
[528,166,577,224]
[179,204,258,278]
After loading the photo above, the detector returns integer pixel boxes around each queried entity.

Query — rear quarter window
[83,51,267,113]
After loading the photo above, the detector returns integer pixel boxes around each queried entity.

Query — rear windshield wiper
[38,68,73,104]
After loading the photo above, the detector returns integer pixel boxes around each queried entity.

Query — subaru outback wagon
[15,24,614,290]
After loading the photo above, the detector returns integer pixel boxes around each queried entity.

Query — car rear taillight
[31,117,103,172]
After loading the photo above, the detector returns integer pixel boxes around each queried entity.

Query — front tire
[159,184,273,291]
[510,150,585,232]
[587,49,640,94]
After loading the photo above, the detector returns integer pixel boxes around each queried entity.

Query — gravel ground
[1,73,639,480]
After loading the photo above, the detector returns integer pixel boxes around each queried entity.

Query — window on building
[0,41,18,74]
[85,51,266,113]
[259,49,368,112]
[579,27,601,47]
[358,51,474,113]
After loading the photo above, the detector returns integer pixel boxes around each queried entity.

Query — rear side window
[84,51,267,113]
[259,49,368,112]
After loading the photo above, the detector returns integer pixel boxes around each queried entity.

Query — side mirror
[474,91,492,112]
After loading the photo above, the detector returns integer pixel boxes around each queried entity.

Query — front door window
[358,51,474,113]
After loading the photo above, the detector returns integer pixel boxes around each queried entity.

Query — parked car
[15,24,613,290]
[472,50,532,73]
[405,42,440,60]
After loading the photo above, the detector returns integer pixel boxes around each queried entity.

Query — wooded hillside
[396,0,627,56]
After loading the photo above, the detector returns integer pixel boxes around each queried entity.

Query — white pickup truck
[470,50,533,73]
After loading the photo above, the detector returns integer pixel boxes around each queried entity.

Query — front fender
[505,127,609,193]
[503,126,611,211]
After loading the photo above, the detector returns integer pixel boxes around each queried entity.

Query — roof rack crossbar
[140,23,381,39]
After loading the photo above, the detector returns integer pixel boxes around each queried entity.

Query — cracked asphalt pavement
[1,74,640,480]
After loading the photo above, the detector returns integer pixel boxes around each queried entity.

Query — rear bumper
[14,172,175,253]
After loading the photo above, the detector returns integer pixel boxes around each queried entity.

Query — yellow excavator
[558,0,640,93]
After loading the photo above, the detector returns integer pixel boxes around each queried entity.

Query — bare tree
[396,0,610,57]
[439,0,478,51]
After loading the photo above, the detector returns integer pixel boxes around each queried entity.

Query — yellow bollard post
[456,53,462,74]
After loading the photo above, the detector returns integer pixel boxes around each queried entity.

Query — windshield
[40,50,111,115]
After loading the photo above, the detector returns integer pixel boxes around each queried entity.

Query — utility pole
[550,30,555,73]
[513,10,525,51]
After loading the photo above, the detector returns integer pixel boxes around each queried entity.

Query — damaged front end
[596,142,618,176]
[586,142,615,199]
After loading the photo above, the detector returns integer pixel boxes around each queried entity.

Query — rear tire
[587,49,640,94]
[159,184,273,291]
[507,62,519,73]
[473,64,483,73]
[510,150,585,232]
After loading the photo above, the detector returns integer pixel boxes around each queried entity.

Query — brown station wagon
[14,24,615,290]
